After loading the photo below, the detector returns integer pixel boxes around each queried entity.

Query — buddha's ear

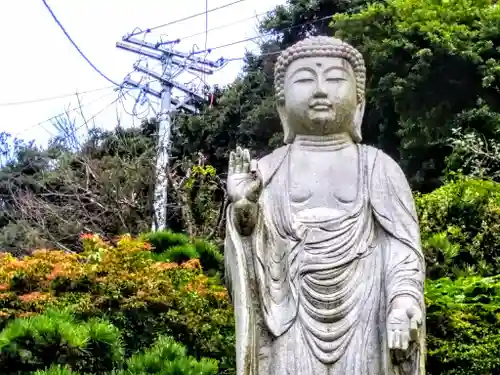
[351,99,365,143]
[277,103,295,144]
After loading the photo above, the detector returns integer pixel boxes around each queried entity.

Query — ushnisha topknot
[274,36,366,105]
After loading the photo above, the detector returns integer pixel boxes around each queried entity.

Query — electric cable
[128,0,248,38]
[195,13,336,57]
[41,0,120,86]
[13,88,119,136]
[0,86,114,108]
[74,92,126,132]
[179,11,270,42]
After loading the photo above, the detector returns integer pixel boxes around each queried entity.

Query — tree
[332,0,500,191]
[0,120,157,253]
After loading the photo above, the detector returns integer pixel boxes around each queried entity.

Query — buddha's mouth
[310,105,331,111]
[309,100,332,110]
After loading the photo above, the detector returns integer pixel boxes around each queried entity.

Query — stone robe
[225,143,425,375]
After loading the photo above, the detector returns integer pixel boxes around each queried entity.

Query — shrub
[416,176,500,278]
[34,365,78,375]
[426,276,500,375]
[192,239,224,275]
[33,336,218,375]
[115,335,218,375]
[141,230,224,274]
[0,309,123,374]
[0,234,235,372]
[141,231,190,254]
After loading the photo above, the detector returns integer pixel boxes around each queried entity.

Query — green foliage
[416,177,500,372]
[446,126,500,181]
[426,276,500,375]
[34,365,78,375]
[33,335,218,375]
[416,176,500,278]
[114,336,218,375]
[141,231,224,274]
[332,0,500,191]
[142,230,190,253]
[0,309,123,374]
[192,239,224,275]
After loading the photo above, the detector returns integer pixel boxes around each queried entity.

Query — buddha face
[282,56,358,137]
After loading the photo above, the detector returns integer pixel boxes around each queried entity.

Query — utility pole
[116,35,221,231]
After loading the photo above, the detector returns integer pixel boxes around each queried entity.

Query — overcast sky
[0,0,285,147]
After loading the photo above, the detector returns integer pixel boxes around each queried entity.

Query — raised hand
[387,297,422,353]
[227,146,262,203]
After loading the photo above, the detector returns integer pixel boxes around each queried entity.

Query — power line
[128,0,248,38]
[180,11,269,42]
[0,86,114,107]
[41,0,120,87]
[14,88,118,136]
[196,13,336,56]
[74,93,125,132]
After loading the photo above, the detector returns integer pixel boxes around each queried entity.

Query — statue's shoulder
[361,144,412,195]
[256,145,290,186]
[361,144,403,175]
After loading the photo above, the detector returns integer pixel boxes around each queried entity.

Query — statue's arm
[370,150,425,310]
[226,147,263,237]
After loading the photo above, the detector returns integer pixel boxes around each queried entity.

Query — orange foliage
[0,233,230,321]
[18,292,53,304]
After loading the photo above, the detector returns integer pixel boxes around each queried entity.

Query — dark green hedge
[416,177,500,279]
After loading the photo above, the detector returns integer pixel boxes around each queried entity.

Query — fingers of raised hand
[234,147,242,173]
[229,151,236,174]
[242,148,251,173]
[230,147,251,175]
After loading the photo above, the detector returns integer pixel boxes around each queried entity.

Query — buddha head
[274,36,366,143]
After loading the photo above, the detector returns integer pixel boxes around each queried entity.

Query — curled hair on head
[274,36,366,106]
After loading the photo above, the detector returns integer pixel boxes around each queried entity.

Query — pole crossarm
[122,78,197,113]
[123,36,222,68]
[133,64,207,103]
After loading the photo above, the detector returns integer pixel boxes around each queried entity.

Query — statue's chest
[288,149,359,206]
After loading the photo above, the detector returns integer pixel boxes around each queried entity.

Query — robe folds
[225,144,426,375]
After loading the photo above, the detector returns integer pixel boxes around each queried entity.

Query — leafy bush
[114,336,218,375]
[0,309,123,374]
[426,276,500,375]
[34,365,77,375]
[416,176,500,278]
[416,176,500,374]
[142,231,190,253]
[0,233,235,372]
[142,230,224,274]
[32,335,218,375]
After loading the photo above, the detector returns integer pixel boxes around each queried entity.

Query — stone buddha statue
[224,36,425,375]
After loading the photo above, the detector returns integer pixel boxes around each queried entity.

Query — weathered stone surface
[225,36,425,375]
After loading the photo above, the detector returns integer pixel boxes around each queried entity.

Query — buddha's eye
[325,77,347,83]
[294,77,314,83]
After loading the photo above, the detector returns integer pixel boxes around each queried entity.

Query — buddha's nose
[313,84,328,98]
